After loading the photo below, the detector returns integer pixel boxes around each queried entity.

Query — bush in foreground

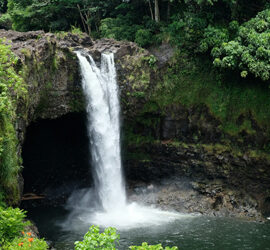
[75,225,178,250]
[0,207,48,249]
[0,207,29,244]
[74,225,119,250]
[130,242,178,250]
[3,234,48,250]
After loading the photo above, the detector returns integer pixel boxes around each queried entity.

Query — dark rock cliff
[1,30,269,220]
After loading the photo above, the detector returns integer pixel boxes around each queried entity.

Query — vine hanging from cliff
[0,38,27,204]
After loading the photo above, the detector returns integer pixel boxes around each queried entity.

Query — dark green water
[27,206,270,250]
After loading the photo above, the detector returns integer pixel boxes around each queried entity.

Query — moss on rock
[0,40,28,204]
[131,51,270,151]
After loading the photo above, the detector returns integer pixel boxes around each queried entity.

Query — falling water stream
[70,50,187,229]
[76,52,126,212]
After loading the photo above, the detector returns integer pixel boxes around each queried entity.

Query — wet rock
[148,43,175,68]
[125,142,270,221]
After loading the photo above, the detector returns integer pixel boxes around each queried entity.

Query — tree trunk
[77,4,91,36]
[148,0,154,20]
[154,0,160,22]
[167,0,171,21]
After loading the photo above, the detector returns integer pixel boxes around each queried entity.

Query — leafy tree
[198,25,230,53]
[135,29,153,47]
[8,0,80,31]
[5,0,270,79]
[7,0,122,33]
[212,8,270,81]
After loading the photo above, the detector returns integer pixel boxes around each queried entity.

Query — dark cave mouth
[21,112,93,206]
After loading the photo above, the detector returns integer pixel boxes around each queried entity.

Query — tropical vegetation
[1,0,270,249]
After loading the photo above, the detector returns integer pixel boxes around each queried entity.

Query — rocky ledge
[125,142,270,221]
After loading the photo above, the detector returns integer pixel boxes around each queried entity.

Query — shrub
[166,13,207,49]
[71,25,84,37]
[0,13,12,29]
[129,242,178,250]
[0,207,30,244]
[75,226,179,250]
[74,225,119,250]
[100,17,142,41]
[3,234,48,250]
[135,29,152,47]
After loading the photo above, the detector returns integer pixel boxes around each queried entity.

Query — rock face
[1,30,269,221]
[0,30,89,121]
[0,30,152,150]
[125,142,270,220]
[0,29,155,205]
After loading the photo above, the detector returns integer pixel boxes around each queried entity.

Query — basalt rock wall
[1,30,269,220]
[0,30,154,204]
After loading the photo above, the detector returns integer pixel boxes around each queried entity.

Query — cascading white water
[76,51,126,212]
[71,51,194,229]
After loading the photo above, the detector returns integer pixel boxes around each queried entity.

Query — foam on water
[89,203,193,230]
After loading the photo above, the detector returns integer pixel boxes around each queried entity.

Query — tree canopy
[2,0,270,81]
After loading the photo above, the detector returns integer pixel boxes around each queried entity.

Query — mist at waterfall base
[62,51,189,232]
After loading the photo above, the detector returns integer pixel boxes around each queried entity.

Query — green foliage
[100,17,142,41]
[212,8,270,81]
[166,13,207,50]
[7,0,122,32]
[198,25,229,53]
[141,55,157,68]
[0,13,12,29]
[130,242,178,250]
[150,52,270,143]
[124,125,156,147]
[0,39,27,203]
[0,207,30,244]
[75,226,179,250]
[0,0,7,13]
[3,235,48,250]
[71,25,83,36]
[6,0,269,62]
[7,0,83,31]
[0,191,6,207]
[74,225,119,250]
[135,29,152,47]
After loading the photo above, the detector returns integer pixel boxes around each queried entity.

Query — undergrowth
[0,39,27,204]
[150,52,270,140]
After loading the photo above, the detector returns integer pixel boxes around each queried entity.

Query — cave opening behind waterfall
[21,112,92,206]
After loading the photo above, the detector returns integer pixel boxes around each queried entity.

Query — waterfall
[76,51,126,212]
[68,50,189,230]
